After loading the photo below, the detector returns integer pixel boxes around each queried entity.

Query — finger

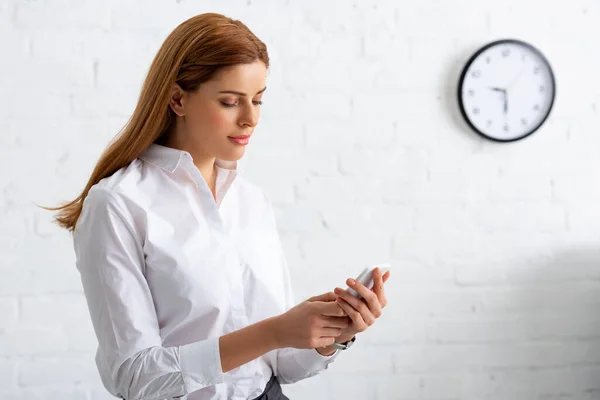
[315,336,336,348]
[319,327,343,337]
[346,277,371,300]
[336,297,368,331]
[307,292,337,302]
[316,301,347,317]
[382,270,391,283]
[343,280,383,319]
[372,268,384,298]
[320,316,351,329]
[335,288,378,323]
[372,269,390,307]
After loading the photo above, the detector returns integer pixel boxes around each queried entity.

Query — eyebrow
[218,86,267,96]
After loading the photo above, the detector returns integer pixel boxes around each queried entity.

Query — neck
[162,131,218,195]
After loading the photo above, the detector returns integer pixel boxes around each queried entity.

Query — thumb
[307,291,338,303]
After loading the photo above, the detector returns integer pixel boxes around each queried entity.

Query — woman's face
[170,61,268,162]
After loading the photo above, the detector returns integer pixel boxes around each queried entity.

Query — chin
[218,148,246,162]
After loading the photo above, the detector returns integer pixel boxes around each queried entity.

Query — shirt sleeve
[261,193,342,384]
[73,188,225,400]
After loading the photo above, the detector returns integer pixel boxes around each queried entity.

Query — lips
[228,135,251,139]
[228,135,251,145]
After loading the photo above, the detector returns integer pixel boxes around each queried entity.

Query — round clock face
[458,39,556,142]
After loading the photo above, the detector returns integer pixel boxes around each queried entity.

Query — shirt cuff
[293,348,340,372]
[179,336,225,392]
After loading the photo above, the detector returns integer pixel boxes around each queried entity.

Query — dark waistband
[252,374,287,400]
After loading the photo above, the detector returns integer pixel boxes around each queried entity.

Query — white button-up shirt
[73,143,340,400]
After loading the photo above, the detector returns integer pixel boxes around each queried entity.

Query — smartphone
[347,263,391,298]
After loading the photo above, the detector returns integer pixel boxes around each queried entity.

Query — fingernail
[334,288,341,294]
[348,278,356,286]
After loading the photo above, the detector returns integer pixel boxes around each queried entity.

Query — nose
[239,103,259,128]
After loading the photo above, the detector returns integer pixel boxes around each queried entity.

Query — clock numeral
[472,70,481,78]
[502,48,510,57]
[503,124,509,132]
[534,66,541,74]
[468,89,475,96]
[473,107,480,115]
[521,53,526,61]
[486,120,492,127]
[521,118,528,126]
[539,85,545,93]
[486,56,491,64]
[534,104,541,111]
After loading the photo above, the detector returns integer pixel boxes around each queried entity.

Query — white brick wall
[1,0,599,399]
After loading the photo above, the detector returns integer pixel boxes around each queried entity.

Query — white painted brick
[30,29,163,62]
[272,204,324,235]
[13,0,111,30]
[300,230,392,272]
[109,1,178,32]
[0,0,10,25]
[432,319,533,343]
[271,30,361,61]
[0,89,71,118]
[394,343,600,372]
[65,319,98,353]
[0,299,18,330]
[304,117,397,152]
[0,25,30,59]
[362,30,410,61]
[0,358,18,390]
[90,387,120,400]
[94,56,153,90]
[531,316,600,340]
[20,294,90,328]
[387,290,484,319]
[0,57,93,93]
[506,263,600,285]
[481,287,600,316]
[571,366,600,392]
[420,374,463,399]
[318,203,415,235]
[462,370,539,400]
[0,388,88,400]
[328,375,377,399]
[0,264,81,295]
[535,368,576,395]
[279,373,331,400]
[361,316,434,345]
[249,117,304,152]
[374,375,421,399]
[455,267,508,287]
[70,89,138,119]
[19,356,98,387]
[0,328,68,356]
[328,346,394,375]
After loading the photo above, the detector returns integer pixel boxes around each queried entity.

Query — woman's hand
[333,267,390,343]
[273,292,350,349]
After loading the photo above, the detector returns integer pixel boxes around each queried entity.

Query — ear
[168,83,186,117]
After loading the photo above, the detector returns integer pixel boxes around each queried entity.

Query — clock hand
[489,86,506,92]
[504,92,508,114]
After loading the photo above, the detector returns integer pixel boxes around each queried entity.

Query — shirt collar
[139,143,239,174]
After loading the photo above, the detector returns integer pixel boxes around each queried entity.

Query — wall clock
[457,39,556,142]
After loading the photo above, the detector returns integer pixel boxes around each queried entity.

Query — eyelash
[221,101,263,108]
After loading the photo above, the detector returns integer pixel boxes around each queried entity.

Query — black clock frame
[457,39,556,143]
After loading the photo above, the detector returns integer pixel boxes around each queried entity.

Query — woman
[42,13,390,400]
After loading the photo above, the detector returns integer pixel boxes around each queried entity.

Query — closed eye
[220,100,263,108]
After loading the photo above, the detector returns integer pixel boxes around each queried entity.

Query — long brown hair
[38,13,269,233]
